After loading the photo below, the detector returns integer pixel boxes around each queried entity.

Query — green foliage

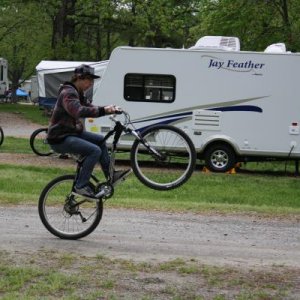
[114,0,200,48]
[191,0,300,51]
[0,1,52,96]
[0,0,300,102]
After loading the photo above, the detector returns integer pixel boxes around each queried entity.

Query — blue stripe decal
[210,105,263,113]
[133,105,262,131]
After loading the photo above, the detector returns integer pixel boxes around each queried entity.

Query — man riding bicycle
[47,64,131,199]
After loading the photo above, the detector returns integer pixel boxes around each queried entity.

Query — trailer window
[124,74,175,103]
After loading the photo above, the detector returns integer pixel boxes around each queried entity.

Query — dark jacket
[47,82,105,144]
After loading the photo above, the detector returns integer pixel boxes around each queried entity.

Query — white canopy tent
[35,60,108,99]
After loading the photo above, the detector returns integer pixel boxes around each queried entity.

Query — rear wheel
[30,128,53,156]
[204,143,236,172]
[131,124,196,190]
[38,174,103,239]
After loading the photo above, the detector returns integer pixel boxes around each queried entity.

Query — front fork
[129,128,165,160]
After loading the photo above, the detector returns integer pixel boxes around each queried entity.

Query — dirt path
[0,111,42,138]
[0,205,299,270]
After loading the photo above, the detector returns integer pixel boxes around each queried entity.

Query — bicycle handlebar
[109,108,127,123]
[114,108,123,115]
[108,109,135,132]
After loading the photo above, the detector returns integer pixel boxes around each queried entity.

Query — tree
[116,0,200,48]
[0,1,52,102]
[39,0,77,60]
[266,0,300,50]
[2,0,300,104]
[42,0,122,60]
[75,0,121,60]
[190,0,300,51]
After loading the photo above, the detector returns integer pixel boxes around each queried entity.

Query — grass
[113,170,300,214]
[0,163,300,215]
[0,103,49,125]
[0,250,299,300]
[0,136,32,153]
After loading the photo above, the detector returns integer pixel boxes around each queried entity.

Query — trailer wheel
[204,143,236,172]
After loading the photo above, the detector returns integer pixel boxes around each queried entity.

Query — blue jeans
[50,131,110,188]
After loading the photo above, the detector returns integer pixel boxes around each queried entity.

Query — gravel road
[0,111,41,137]
[0,206,299,269]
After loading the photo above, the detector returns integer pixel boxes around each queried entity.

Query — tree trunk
[96,15,102,60]
[9,45,25,103]
[52,0,76,50]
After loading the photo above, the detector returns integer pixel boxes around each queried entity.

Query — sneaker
[74,185,97,199]
[112,169,132,185]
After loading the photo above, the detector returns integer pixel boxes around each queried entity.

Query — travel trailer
[87,36,300,172]
[0,58,8,98]
[36,37,300,172]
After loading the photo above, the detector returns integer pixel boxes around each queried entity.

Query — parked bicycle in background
[0,126,4,146]
[30,127,52,156]
[30,128,69,159]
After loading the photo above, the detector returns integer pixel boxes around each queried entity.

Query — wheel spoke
[131,125,196,190]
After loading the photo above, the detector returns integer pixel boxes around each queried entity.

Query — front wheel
[30,128,53,156]
[38,174,103,239]
[130,124,196,190]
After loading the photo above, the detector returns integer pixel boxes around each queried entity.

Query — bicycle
[30,127,53,156]
[0,126,4,146]
[30,128,69,158]
[38,110,196,239]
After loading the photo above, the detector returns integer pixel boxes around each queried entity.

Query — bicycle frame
[103,114,166,181]
[68,110,196,202]
[103,119,126,181]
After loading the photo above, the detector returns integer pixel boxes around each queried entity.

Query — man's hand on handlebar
[104,105,123,115]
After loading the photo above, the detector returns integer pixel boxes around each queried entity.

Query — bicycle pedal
[95,184,114,199]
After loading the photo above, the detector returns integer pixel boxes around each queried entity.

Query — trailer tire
[204,143,236,172]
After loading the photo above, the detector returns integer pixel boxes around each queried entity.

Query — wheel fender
[200,134,240,156]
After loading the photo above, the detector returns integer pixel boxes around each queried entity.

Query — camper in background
[36,37,300,172]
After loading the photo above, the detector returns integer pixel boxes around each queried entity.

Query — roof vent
[189,36,240,51]
[264,43,286,53]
